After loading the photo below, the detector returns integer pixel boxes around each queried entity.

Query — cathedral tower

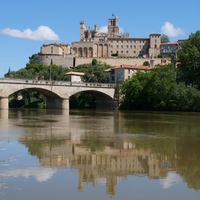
[80,21,86,41]
[108,15,119,35]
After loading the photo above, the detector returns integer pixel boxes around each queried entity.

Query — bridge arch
[0,79,116,110]
[69,90,116,109]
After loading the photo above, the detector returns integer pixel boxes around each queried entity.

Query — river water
[0,109,200,200]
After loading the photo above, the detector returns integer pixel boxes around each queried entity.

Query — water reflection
[1,109,200,198]
[2,167,57,182]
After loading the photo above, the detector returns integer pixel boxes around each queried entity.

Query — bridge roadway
[0,78,116,110]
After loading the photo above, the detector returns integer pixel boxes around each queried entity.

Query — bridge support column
[46,98,69,110]
[0,96,9,110]
[61,98,69,110]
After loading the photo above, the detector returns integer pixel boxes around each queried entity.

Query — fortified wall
[75,57,162,67]
[34,54,74,68]
[34,54,162,68]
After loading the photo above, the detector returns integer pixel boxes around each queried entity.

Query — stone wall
[75,57,162,67]
[34,54,74,68]
[34,54,162,68]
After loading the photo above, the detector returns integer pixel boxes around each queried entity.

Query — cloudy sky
[0,0,199,76]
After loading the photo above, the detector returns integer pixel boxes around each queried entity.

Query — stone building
[41,43,71,55]
[105,64,153,84]
[34,43,74,67]
[72,16,161,59]
[160,39,186,57]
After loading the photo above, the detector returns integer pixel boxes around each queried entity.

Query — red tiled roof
[42,43,69,47]
[112,64,153,70]
[66,72,85,76]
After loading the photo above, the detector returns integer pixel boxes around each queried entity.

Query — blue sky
[0,0,199,77]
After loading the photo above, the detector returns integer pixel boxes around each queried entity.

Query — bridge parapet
[0,78,116,88]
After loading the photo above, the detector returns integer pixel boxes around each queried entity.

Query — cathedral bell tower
[108,15,119,35]
[80,21,86,41]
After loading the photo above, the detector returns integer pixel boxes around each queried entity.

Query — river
[0,109,200,200]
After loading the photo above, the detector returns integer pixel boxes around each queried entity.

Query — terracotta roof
[160,41,178,46]
[112,64,153,70]
[66,72,85,76]
[42,43,69,47]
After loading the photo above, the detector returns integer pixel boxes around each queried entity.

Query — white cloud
[160,172,182,189]
[161,22,184,37]
[2,167,57,182]
[99,26,108,33]
[1,26,59,41]
[99,26,124,34]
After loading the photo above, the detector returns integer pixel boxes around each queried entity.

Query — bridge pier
[46,98,69,110]
[0,96,9,110]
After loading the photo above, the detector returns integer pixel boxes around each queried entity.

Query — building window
[121,40,123,43]
[126,51,129,53]
[130,45,132,48]
[126,45,129,48]
[121,51,123,53]
[134,51,136,53]
[51,47,53,54]
[111,51,113,53]
[116,45,119,48]
[121,45,123,48]
[130,40,132,43]
[134,45,136,48]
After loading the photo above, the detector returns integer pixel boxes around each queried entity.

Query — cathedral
[72,16,161,59]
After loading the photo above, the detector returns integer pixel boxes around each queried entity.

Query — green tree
[119,64,200,111]
[161,34,170,43]
[69,92,96,109]
[92,58,98,66]
[119,70,151,110]
[177,30,200,89]
[76,63,111,83]
[143,61,150,66]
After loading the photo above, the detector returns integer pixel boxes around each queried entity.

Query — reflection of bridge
[0,78,116,109]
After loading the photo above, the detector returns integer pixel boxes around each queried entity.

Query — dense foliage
[161,34,170,43]
[177,30,200,89]
[119,64,200,111]
[5,62,71,81]
[74,61,111,83]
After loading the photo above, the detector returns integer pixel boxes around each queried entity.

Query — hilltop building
[35,16,164,68]
[41,43,71,55]
[160,39,186,57]
[72,16,161,59]
[105,64,153,84]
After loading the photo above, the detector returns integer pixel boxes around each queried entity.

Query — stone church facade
[72,16,161,59]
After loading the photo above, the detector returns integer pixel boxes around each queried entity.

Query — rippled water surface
[0,109,200,200]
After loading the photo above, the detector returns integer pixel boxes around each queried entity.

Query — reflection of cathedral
[32,139,174,196]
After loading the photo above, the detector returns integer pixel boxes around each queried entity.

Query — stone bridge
[0,78,116,110]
